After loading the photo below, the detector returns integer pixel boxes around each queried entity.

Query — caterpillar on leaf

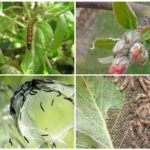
[27,17,38,50]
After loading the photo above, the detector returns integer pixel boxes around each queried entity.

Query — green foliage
[141,28,150,44]
[0,2,2,11]
[76,76,124,148]
[49,14,66,54]
[92,38,118,51]
[64,11,74,40]
[21,22,53,74]
[0,2,74,74]
[113,2,138,29]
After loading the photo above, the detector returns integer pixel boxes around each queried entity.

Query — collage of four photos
[1,1,150,149]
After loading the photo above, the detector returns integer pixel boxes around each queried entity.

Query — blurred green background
[0,76,74,148]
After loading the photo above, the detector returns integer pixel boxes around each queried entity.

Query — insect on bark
[27,17,38,50]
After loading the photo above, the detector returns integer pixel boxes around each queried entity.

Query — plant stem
[23,2,31,19]
[77,2,150,17]
[46,56,52,69]
[47,7,73,22]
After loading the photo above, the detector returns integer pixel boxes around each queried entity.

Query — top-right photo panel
[76,2,150,74]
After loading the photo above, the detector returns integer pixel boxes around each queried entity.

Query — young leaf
[113,2,138,29]
[49,14,66,53]
[0,16,16,33]
[97,56,114,64]
[49,2,73,15]
[92,38,118,51]
[76,76,124,148]
[141,28,150,44]
[21,51,33,74]
[64,11,74,40]
[0,2,3,12]
[21,22,53,74]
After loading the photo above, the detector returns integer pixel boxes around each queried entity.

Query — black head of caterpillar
[27,17,38,50]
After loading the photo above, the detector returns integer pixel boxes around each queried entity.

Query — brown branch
[76,2,150,17]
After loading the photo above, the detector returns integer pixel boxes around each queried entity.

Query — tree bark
[76,2,150,17]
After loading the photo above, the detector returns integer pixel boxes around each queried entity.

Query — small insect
[43,89,54,92]
[40,102,45,112]
[64,97,74,104]
[29,89,37,95]
[9,138,13,146]
[140,119,150,126]
[57,91,61,97]
[24,136,29,143]
[9,79,74,148]
[51,142,56,148]
[27,17,38,50]
[41,134,49,137]
[135,94,147,101]
[51,99,54,107]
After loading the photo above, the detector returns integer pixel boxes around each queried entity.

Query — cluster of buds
[108,31,149,74]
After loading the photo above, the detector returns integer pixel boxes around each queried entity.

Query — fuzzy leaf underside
[76,76,124,148]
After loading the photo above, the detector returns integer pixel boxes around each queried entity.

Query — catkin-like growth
[27,17,38,50]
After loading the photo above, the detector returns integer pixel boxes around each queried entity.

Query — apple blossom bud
[129,43,141,61]
[123,31,132,43]
[108,56,130,74]
[113,39,128,57]
[123,31,140,44]
[129,42,149,65]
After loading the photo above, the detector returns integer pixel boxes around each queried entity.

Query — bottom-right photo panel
[76,76,150,148]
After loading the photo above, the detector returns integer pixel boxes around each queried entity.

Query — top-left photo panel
[0,2,74,74]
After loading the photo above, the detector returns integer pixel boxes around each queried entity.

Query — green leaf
[92,38,118,50]
[21,51,33,74]
[64,11,74,40]
[141,28,150,44]
[0,16,16,33]
[76,76,124,148]
[0,65,21,74]
[21,22,53,74]
[0,49,7,65]
[49,14,66,53]
[77,131,100,148]
[49,2,73,14]
[0,2,3,11]
[113,2,138,29]
[36,22,53,48]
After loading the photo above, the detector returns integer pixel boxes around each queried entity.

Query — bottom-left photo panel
[0,76,74,148]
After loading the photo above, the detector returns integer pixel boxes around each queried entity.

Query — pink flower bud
[108,64,126,74]
[108,56,130,74]
[130,43,141,61]
[129,42,149,65]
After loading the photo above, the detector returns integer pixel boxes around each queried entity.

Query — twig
[76,2,150,17]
